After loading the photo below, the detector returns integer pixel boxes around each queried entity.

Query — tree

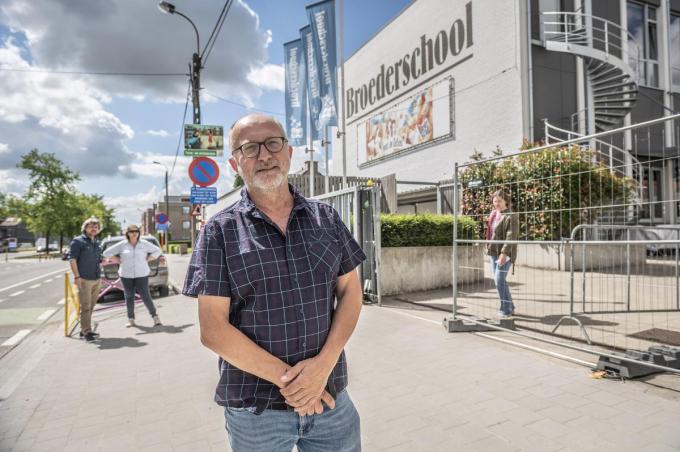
[17,149,80,254]
[458,144,636,241]
[233,174,244,189]
[0,193,9,220]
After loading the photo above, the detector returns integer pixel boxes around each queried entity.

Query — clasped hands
[279,356,336,416]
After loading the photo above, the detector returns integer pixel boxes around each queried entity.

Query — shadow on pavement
[93,337,148,350]
[516,313,619,327]
[134,323,194,335]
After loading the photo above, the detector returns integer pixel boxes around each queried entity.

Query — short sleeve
[102,240,121,258]
[332,209,367,276]
[68,239,81,260]
[182,221,232,298]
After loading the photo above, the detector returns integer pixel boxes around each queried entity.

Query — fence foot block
[443,316,515,333]
[595,346,680,379]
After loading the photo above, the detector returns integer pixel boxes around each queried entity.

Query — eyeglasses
[233,137,287,159]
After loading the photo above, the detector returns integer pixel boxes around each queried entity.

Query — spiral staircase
[539,12,643,223]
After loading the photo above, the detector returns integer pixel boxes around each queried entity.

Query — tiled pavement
[0,254,678,451]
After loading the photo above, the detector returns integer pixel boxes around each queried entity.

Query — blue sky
[0,0,411,227]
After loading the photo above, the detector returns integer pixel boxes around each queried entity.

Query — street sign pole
[190,52,202,247]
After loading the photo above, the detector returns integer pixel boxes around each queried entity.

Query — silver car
[98,235,170,301]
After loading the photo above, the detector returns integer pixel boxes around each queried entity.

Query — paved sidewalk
[0,255,678,451]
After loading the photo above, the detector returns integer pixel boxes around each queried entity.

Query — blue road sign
[156,223,169,232]
[190,187,217,205]
[188,157,220,187]
[156,212,168,224]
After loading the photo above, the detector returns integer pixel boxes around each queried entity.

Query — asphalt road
[0,257,70,359]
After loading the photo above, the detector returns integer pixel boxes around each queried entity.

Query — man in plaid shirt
[183,113,365,451]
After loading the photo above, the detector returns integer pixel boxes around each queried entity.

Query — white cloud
[0,169,27,196]
[105,186,163,228]
[0,0,280,101]
[0,143,8,154]
[0,39,135,176]
[247,64,285,92]
[146,129,170,138]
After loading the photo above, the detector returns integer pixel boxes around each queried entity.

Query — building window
[671,13,680,91]
[627,2,659,88]
[182,221,191,230]
[182,206,190,215]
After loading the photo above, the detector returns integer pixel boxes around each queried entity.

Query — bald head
[229,113,286,152]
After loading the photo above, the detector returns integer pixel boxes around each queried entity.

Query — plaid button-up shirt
[182,186,366,413]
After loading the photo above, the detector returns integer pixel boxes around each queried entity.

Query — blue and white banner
[306,0,338,128]
[300,25,322,142]
[283,39,307,146]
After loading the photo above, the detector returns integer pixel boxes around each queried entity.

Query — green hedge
[168,244,192,254]
[381,214,478,247]
[458,144,636,240]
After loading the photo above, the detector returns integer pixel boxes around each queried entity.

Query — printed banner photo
[306,0,338,128]
[364,88,433,162]
[357,78,453,165]
[283,39,307,147]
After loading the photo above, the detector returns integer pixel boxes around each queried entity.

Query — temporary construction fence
[447,113,680,375]
[313,183,382,305]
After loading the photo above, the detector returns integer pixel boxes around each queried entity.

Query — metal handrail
[543,118,643,194]
[540,12,642,82]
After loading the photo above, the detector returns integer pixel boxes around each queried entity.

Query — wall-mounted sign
[184,124,224,157]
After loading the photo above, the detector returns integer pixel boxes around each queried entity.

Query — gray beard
[250,168,287,191]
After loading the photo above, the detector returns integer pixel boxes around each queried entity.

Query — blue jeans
[224,390,361,452]
[120,276,157,319]
[490,257,514,315]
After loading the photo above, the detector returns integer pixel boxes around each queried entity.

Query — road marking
[29,284,41,289]
[37,309,57,321]
[57,298,65,305]
[9,290,25,297]
[1,329,31,347]
[0,299,5,303]
[0,269,65,293]
[43,279,53,283]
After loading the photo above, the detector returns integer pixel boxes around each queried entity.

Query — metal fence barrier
[314,184,382,305]
[448,114,680,375]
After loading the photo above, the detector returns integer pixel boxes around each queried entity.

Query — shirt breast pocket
[227,248,274,299]
[307,231,341,276]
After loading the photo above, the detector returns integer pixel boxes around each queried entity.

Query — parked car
[35,238,59,253]
[98,235,169,302]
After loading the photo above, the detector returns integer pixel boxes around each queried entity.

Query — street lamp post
[153,161,170,250]
[159,1,202,246]
[158,1,202,124]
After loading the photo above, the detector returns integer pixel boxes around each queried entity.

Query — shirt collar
[237,183,308,215]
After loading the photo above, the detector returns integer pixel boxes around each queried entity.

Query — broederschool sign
[346,1,473,123]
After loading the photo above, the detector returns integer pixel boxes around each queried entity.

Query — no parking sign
[188,157,220,187]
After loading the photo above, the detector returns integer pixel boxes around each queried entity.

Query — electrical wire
[0,66,186,77]
[204,90,285,117]
[170,79,192,179]
[201,0,230,59]
[201,0,233,68]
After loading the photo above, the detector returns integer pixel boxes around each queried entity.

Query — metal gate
[313,184,382,305]
[447,113,680,375]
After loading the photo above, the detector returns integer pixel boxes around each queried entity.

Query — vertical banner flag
[306,0,338,128]
[283,39,307,146]
[301,25,322,142]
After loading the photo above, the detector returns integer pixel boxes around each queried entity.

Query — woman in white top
[103,224,164,327]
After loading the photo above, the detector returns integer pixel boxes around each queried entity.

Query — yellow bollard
[64,272,69,336]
